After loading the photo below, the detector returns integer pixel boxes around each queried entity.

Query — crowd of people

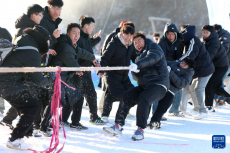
[0,0,230,150]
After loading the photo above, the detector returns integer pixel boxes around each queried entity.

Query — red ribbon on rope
[29,66,75,153]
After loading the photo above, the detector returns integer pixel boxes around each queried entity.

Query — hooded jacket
[158,23,183,61]
[0,32,54,100]
[132,39,170,89]
[203,28,228,68]
[218,29,230,64]
[100,34,137,82]
[167,61,194,94]
[12,14,37,43]
[50,34,95,82]
[179,26,215,78]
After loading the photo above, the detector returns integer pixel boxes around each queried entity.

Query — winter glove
[129,63,140,73]
[167,66,171,72]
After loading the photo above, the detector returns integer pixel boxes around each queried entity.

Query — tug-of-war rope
[0,66,130,153]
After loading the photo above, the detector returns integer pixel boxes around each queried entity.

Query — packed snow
[0,71,230,153]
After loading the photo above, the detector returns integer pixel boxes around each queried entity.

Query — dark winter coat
[77,29,101,67]
[100,34,137,82]
[50,34,95,82]
[0,34,54,103]
[218,29,230,64]
[179,26,215,78]
[50,34,96,106]
[132,39,170,89]
[12,14,37,43]
[203,29,228,68]
[158,23,183,61]
[40,6,62,66]
[100,27,120,55]
[167,61,194,94]
[0,27,12,42]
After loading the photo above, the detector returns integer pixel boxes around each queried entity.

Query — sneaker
[0,120,14,130]
[101,116,109,123]
[181,111,191,116]
[89,117,106,125]
[103,123,123,137]
[193,113,208,120]
[168,113,184,117]
[147,122,161,130]
[70,123,88,130]
[25,132,42,138]
[6,138,29,151]
[161,116,167,121]
[131,127,144,141]
[206,106,215,113]
[189,109,199,115]
[60,121,71,127]
[39,129,53,137]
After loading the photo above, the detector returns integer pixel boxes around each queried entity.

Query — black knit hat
[202,25,215,33]
[33,25,51,41]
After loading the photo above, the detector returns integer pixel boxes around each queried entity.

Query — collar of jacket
[58,34,75,47]
[43,6,62,26]
[80,29,89,38]
[15,14,37,28]
[117,32,132,48]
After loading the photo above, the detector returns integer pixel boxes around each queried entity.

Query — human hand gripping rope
[0,66,135,152]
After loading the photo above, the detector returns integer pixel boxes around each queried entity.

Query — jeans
[180,74,212,113]
[169,90,182,114]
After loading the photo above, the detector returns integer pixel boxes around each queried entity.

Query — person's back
[0,27,12,42]
[179,25,214,78]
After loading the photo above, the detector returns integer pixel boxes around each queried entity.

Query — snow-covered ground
[0,71,230,153]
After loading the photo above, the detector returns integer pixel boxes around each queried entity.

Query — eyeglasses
[180,61,188,66]
[49,5,62,11]
[36,14,43,18]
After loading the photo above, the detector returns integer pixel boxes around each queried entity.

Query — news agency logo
[212,135,225,149]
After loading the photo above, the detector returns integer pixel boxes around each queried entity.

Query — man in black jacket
[69,15,104,124]
[1,3,45,130]
[148,58,194,129]
[157,23,184,117]
[49,23,98,131]
[0,27,12,117]
[103,32,169,141]
[202,25,230,112]
[213,24,230,105]
[12,4,44,43]
[98,22,136,122]
[40,0,63,66]
[179,25,215,120]
[0,26,54,150]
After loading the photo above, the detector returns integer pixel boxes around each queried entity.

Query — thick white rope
[0,67,130,73]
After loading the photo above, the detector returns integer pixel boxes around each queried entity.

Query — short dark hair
[202,25,215,33]
[67,23,81,33]
[180,24,190,31]
[123,21,135,30]
[27,4,44,17]
[79,15,95,28]
[213,24,222,31]
[182,58,195,68]
[131,31,146,41]
[47,0,64,7]
[153,32,160,37]
[120,24,135,35]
